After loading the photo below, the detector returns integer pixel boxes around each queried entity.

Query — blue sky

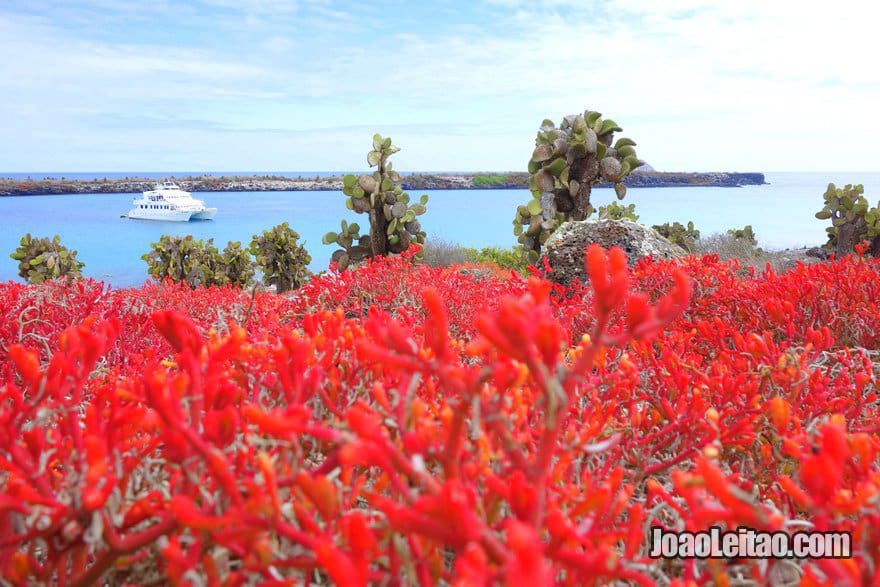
[0,0,877,172]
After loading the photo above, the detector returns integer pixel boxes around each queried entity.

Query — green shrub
[695,232,775,266]
[250,222,311,293]
[598,201,639,221]
[471,174,509,188]
[420,238,473,267]
[10,234,84,284]
[653,221,700,252]
[726,225,759,248]
[420,240,531,273]
[324,134,428,269]
[463,245,530,272]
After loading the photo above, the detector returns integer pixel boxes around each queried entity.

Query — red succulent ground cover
[1,244,879,586]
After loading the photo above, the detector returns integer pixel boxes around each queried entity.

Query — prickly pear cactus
[250,222,311,292]
[10,233,84,283]
[514,110,645,258]
[143,234,223,288]
[216,241,255,287]
[727,225,758,246]
[653,221,700,253]
[598,201,639,222]
[815,183,880,255]
[727,224,761,246]
[323,134,428,270]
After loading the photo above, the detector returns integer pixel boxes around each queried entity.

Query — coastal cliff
[0,171,765,196]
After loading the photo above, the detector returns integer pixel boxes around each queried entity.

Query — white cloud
[0,0,878,171]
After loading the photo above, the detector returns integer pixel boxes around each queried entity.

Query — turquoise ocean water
[1,172,878,287]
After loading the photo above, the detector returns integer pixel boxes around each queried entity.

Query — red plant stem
[66,386,86,490]
[175,424,242,506]
[181,351,204,430]
[389,534,401,587]
[276,520,320,550]
[384,441,441,497]
[71,514,177,587]
[28,551,49,581]
[479,531,508,565]
[484,417,530,471]
[531,318,606,528]
[292,502,322,535]
[316,386,345,418]
[643,448,697,476]
[443,405,467,479]
[407,534,432,587]
[8,444,57,500]
[634,420,684,447]
[530,393,568,528]
[570,316,606,377]
[271,555,318,569]
[306,425,345,444]
[71,544,88,579]
[1,515,70,550]
[310,448,340,477]
[852,423,880,433]
[56,552,68,587]
[380,460,420,501]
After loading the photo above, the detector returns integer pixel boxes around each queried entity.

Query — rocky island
[0,171,765,196]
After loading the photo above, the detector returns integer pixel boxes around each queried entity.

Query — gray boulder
[541,219,684,284]
[805,246,829,260]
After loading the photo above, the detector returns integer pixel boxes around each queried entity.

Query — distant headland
[0,171,766,196]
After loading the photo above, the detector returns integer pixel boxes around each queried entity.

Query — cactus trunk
[368,205,388,256]
[836,217,867,256]
[572,181,593,221]
[368,158,390,256]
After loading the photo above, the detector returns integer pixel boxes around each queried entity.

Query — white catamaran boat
[124,181,217,221]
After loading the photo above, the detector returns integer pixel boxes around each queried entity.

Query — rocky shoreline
[0,171,765,196]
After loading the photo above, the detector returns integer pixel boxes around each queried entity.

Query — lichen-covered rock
[805,246,829,260]
[542,219,684,283]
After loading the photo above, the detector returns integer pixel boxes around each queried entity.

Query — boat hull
[190,208,217,220]
[125,209,194,221]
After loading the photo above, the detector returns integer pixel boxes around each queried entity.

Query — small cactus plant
[10,234,84,283]
[250,222,311,292]
[653,221,700,253]
[727,224,764,255]
[727,225,758,247]
[514,110,645,259]
[815,183,880,256]
[215,241,255,287]
[323,134,428,270]
[143,235,221,288]
[598,201,639,222]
